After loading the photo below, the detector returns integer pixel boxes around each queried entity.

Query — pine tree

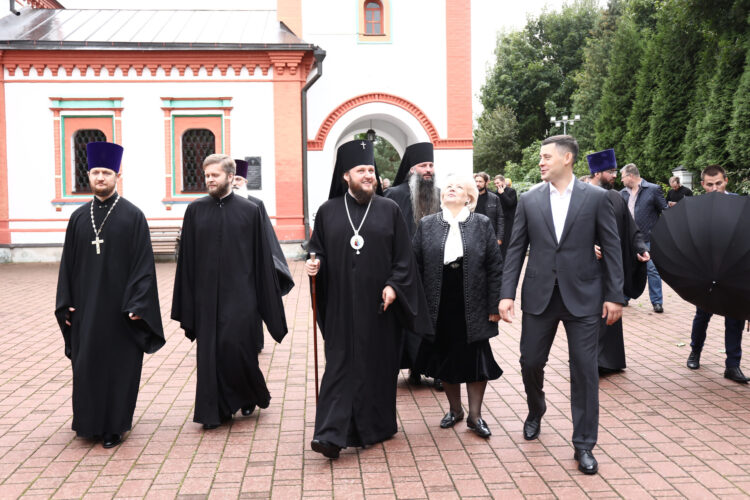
[693,36,746,169]
[594,14,642,156]
[622,32,658,168]
[727,39,750,193]
[641,2,703,182]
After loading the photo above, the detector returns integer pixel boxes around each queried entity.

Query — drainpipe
[10,0,20,15]
[301,46,326,242]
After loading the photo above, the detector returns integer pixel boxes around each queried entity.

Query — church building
[0,0,473,261]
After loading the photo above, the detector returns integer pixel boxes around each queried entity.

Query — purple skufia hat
[586,148,617,174]
[86,142,123,173]
[234,159,249,179]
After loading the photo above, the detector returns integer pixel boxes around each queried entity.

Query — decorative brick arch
[307,93,471,150]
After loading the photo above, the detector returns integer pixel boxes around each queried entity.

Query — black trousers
[520,286,600,450]
[690,307,744,368]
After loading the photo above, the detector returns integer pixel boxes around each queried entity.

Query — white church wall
[302,0,449,142]
[4,78,277,245]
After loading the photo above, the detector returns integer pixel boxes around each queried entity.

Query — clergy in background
[232,158,295,352]
[305,140,432,459]
[55,141,165,449]
[587,149,650,372]
[384,142,441,387]
[172,154,288,430]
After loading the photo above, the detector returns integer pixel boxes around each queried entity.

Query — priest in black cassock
[55,142,165,449]
[232,158,295,352]
[587,149,650,372]
[384,142,441,387]
[172,154,288,430]
[305,140,432,459]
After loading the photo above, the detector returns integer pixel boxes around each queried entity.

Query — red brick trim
[0,54,8,243]
[307,92,472,151]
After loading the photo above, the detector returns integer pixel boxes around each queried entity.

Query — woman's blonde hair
[440,173,478,211]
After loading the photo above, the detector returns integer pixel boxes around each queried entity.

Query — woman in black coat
[413,173,503,438]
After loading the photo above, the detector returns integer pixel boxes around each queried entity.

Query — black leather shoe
[439,410,464,428]
[407,371,421,385]
[311,439,341,459]
[687,350,700,370]
[523,415,542,440]
[574,448,598,475]
[241,405,256,416]
[724,366,750,383]
[653,303,664,313]
[467,417,491,438]
[203,423,220,430]
[102,433,122,449]
[433,379,444,391]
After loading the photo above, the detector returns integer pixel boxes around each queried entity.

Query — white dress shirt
[549,175,576,243]
[443,206,470,264]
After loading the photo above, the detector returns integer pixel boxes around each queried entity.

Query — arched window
[72,129,107,193]
[181,128,215,192]
[364,1,383,35]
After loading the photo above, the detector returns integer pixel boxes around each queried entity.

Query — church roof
[0,9,312,50]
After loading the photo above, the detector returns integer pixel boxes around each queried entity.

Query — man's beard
[349,181,374,204]
[208,179,231,199]
[408,173,440,222]
[92,184,116,199]
[600,178,614,190]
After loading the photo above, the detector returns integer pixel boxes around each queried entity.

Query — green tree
[473,106,521,176]
[480,0,601,148]
[566,0,627,151]
[727,39,750,194]
[693,36,746,169]
[594,13,642,154]
[641,1,704,182]
[680,38,719,171]
[621,30,658,169]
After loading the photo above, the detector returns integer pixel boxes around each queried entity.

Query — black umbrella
[651,192,750,320]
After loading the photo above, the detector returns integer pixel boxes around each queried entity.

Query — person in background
[687,164,748,384]
[666,176,692,207]
[494,174,517,261]
[473,171,504,245]
[620,163,668,313]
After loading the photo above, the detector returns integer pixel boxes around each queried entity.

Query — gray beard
[408,173,440,223]
[233,184,249,198]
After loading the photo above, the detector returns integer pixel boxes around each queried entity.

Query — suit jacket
[619,179,667,240]
[497,187,517,243]
[475,191,504,242]
[501,179,624,317]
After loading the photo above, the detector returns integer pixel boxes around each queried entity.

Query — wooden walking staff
[310,252,320,403]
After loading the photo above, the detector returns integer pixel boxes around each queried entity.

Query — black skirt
[416,259,502,384]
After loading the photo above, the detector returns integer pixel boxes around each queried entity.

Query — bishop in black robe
[55,142,164,446]
[172,165,288,428]
[587,149,648,372]
[307,140,431,456]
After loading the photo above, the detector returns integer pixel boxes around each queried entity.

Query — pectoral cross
[91,236,104,254]
[360,141,366,149]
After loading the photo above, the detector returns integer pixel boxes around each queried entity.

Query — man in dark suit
[473,172,504,244]
[686,164,748,383]
[494,174,517,260]
[620,164,668,312]
[499,135,624,475]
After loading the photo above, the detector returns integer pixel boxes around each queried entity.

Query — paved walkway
[0,261,748,499]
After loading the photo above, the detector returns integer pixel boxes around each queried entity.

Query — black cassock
[246,194,295,352]
[308,193,431,448]
[599,190,648,371]
[171,192,288,426]
[55,195,165,438]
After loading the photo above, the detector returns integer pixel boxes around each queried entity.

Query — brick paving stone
[1,262,749,498]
